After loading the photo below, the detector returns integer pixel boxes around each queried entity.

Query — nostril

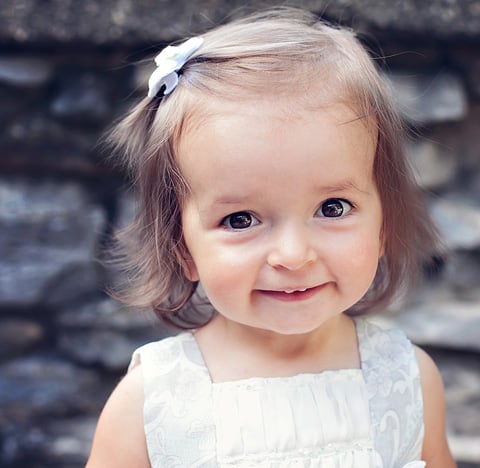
[267,243,317,271]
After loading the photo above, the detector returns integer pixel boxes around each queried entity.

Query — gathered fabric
[129,318,425,467]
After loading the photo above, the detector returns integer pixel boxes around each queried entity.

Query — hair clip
[147,36,204,98]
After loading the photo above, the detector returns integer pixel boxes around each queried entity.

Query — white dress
[128,318,426,467]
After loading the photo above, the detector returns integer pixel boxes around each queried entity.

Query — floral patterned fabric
[128,318,425,467]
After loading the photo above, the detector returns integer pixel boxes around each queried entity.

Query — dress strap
[129,333,217,467]
[356,318,424,468]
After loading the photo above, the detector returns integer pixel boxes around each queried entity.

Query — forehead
[176,96,377,199]
[178,79,377,145]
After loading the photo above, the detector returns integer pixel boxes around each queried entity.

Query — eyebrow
[315,180,370,196]
[209,195,256,206]
[208,180,370,207]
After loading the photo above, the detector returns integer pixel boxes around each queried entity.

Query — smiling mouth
[257,284,327,301]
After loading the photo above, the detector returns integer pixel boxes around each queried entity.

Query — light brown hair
[107,8,440,328]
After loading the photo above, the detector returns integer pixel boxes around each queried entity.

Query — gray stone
[450,436,480,465]
[56,297,173,370]
[429,196,480,250]
[385,71,469,124]
[0,179,105,306]
[0,87,29,127]
[434,353,480,463]
[473,172,480,199]
[2,113,104,175]
[0,57,53,87]
[320,0,480,38]
[47,417,95,464]
[443,250,480,295]
[456,106,480,172]
[58,329,156,371]
[465,60,480,100]
[0,355,112,422]
[5,111,66,143]
[451,47,480,100]
[114,191,137,230]
[50,71,110,125]
[375,290,480,352]
[103,191,141,287]
[450,434,480,464]
[0,318,44,359]
[430,350,480,464]
[427,106,480,175]
[1,416,96,467]
[133,61,152,96]
[1,0,480,46]
[56,296,157,330]
[406,138,458,190]
[43,264,104,309]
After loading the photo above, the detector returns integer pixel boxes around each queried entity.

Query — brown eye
[319,199,352,218]
[222,212,258,229]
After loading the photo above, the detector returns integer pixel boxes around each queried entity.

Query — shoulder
[414,346,457,467]
[86,365,149,468]
[130,332,191,367]
[358,318,456,465]
[355,317,414,367]
[414,345,442,390]
[129,332,202,384]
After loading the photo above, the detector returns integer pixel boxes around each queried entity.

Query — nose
[267,223,318,271]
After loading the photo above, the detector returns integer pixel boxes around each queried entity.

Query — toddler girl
[87,8,456,468]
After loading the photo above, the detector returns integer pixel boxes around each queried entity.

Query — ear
[183,255,199,282]
[176,245,199,282]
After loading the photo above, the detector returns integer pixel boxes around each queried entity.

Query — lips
[257,284,326,302]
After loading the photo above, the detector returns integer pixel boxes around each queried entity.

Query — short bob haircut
[108,8,440,328]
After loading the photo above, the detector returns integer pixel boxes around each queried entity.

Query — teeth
[284,288,307,294]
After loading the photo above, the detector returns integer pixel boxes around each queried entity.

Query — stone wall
[0,1,479,466]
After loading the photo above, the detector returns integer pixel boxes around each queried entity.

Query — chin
[259,321,327,337]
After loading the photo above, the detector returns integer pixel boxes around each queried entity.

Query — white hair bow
[147,36,204,98]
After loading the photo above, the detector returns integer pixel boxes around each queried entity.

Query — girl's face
[178,98,383,338]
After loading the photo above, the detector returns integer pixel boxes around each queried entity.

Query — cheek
[194,256,247,310]
[190,244,260,293]
[354,244,382,287]
[333,233,382,279]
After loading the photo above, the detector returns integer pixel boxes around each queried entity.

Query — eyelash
[220,198,354,230]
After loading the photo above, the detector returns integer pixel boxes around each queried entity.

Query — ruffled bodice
[128,318,425,467]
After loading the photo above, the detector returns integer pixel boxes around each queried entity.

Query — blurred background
[0,0,479,467]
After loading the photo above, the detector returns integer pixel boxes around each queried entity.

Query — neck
[194,314,359,382]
